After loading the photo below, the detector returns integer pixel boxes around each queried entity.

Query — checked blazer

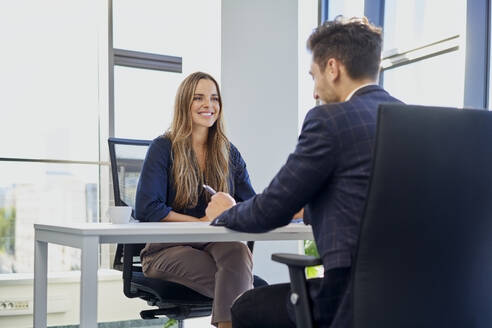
[215,84,402,327]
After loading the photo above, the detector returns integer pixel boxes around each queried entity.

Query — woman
[135,72,254,328]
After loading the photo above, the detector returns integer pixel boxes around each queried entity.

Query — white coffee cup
[107,206,132,224]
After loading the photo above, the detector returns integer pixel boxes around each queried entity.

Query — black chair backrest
[108,137,151,270]
[353,104,492,328]
[108,137,151,211]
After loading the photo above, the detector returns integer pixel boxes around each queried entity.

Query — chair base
[140,305,212,321]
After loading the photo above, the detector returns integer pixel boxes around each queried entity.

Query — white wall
[221,0,301,284]
[298,0,318,130]
[0,271,153,327]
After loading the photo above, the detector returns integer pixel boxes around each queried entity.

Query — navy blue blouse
[135,136,255,222]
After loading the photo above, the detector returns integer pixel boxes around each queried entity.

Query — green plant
[304,240,322,278]
[0,207,15,254]
[163,318,177,328]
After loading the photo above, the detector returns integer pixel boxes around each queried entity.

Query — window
[112,0,221,140]
[0,162,98,273]
[114,67,182,140]
[0,1,101,274]
[328,0,364,20]
[381,0,467,107]
[0,0,221,275]
[383,50,464,107]
[0,1,99,162]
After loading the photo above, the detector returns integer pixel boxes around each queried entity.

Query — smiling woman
[134,72,257,328]
[167,72,229,209]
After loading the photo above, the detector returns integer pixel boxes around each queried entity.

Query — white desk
[33,222,313,328]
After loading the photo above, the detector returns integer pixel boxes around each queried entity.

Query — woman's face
[190,79,220,130]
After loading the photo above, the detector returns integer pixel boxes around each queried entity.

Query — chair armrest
[271,253,322,268]
[271,253,320,328]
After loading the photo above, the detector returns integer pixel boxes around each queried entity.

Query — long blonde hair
[167,72,230,209]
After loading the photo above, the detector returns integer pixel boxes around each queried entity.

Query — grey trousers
[141,242,253,325]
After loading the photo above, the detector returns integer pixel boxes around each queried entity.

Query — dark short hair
[307,16,382,80]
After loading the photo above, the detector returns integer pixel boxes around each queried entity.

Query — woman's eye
[193,96,202,101]
[212,97,219,102]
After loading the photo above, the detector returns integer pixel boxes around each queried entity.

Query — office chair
[108,137,267,324]
[273,104,492,328]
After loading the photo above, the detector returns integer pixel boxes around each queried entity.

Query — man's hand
[206,192,236,220]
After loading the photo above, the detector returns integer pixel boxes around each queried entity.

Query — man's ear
[325,58,340,81]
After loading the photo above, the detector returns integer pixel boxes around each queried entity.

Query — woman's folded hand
[199,215,213,222]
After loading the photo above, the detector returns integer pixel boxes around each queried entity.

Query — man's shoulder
[310,86,400,116]
[349,85,402,107]
[304,87,401,135]
[306,100,359,122]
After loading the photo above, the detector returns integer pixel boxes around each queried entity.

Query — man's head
[307,16,382,103]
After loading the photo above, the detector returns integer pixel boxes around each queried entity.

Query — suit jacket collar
[351,84,384,99]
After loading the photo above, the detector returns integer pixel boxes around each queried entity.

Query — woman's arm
[136,137,211,223]
[230,144,256,202]
[135,138,176,222]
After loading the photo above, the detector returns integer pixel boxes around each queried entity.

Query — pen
[202,184,217,195]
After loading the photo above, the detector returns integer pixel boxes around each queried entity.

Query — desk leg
[80,236,99,328]
[34,237,48,328]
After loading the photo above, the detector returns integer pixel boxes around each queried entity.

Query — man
[206,16,402,328]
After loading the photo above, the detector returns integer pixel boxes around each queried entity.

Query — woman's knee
[208,242,252,267]
[223,242,252,262]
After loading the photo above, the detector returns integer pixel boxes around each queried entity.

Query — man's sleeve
[215,108,338,232]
